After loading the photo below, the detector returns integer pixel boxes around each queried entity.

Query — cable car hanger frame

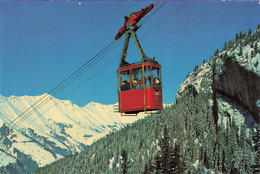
[114,3,163,115]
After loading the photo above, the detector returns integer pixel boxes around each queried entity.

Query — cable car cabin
[118,61,163,114]
[114,3,163,115]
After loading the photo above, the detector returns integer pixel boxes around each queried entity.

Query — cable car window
[132,68,143,90]
[151,67,162,90]
[152,67,160,79]
[144,66,151,88]
[120,70,130,91]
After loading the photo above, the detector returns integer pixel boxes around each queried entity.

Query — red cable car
[114,4,163,115]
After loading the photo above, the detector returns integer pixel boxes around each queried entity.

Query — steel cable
[4,38,122,131]
[26,2,190,127]
[20,37,125,127]
[12,38,123,128]
[138,1,167,27]
[2,1,190,133]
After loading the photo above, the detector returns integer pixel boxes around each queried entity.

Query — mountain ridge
[0,94,145,173]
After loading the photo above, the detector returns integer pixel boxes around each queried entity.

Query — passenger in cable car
[132,76,138,89]
[132,68,142,89]
[145,76,151,87]
[136,80,142,89]
[121,80,130,91]
[120,70,131,91]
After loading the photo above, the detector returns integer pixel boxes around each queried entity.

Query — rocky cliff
[177,27,260,125]
[213,58,260,122]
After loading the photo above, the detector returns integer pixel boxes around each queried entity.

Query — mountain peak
[0,93,145,171]
[85,101,104,108]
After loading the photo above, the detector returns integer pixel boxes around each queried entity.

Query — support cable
[22,37,125,127]
[139,1,167,27]
[5,38,122,130]
[2,1,189,133]
[25,2,189,127]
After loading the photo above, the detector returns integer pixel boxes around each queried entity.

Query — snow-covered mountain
[0,94,145,173]
[176,28,260,129]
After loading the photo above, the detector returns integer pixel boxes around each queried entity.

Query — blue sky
[0,1,259,106]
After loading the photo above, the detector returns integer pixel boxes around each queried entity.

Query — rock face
[213,58,260,122]
[177,27,260,125]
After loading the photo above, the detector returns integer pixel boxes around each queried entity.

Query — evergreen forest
[35,93,259,173]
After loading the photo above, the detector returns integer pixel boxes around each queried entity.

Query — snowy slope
[0,150,16,167]
[177,37,260,100]
[0,94,146,171]
[176,28,260,128]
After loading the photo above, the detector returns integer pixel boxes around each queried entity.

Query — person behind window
[132,76,138,89]
[145,75,151,87]
[121,80,130,91]
[136,80,142,89]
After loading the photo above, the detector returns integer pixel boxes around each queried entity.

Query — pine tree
[254,42,258,54]
[238,46,243,56]
[235,33,239,42]
[222,42,227,51]
[248,28,252,36]
[193,64,199,72]
[228,40,234,49]
[143,163,149,174]
[218,124,227,172]
[253,124,260,173]
[148,160,154,174]
[204,130,215,169]
[154,154,162,174]
[242,33,246,39]
[232,124,255,173]
[251,50,254,58]
[239,31,246,40]
[214,49,219,56]
[197,161,205,173]
[156,125,182,174]
[143,160,153,174]
[121,149,129,174]
[225,119,236,173]
[160,125,171,173]
[172,143,186,173]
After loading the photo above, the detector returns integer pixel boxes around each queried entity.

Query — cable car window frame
[131,67,143,90]
[151,66,162,89]
[119,70,131,92]
[144,65,152,88]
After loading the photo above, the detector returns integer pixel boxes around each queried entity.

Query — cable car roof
[118,61,161,71]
